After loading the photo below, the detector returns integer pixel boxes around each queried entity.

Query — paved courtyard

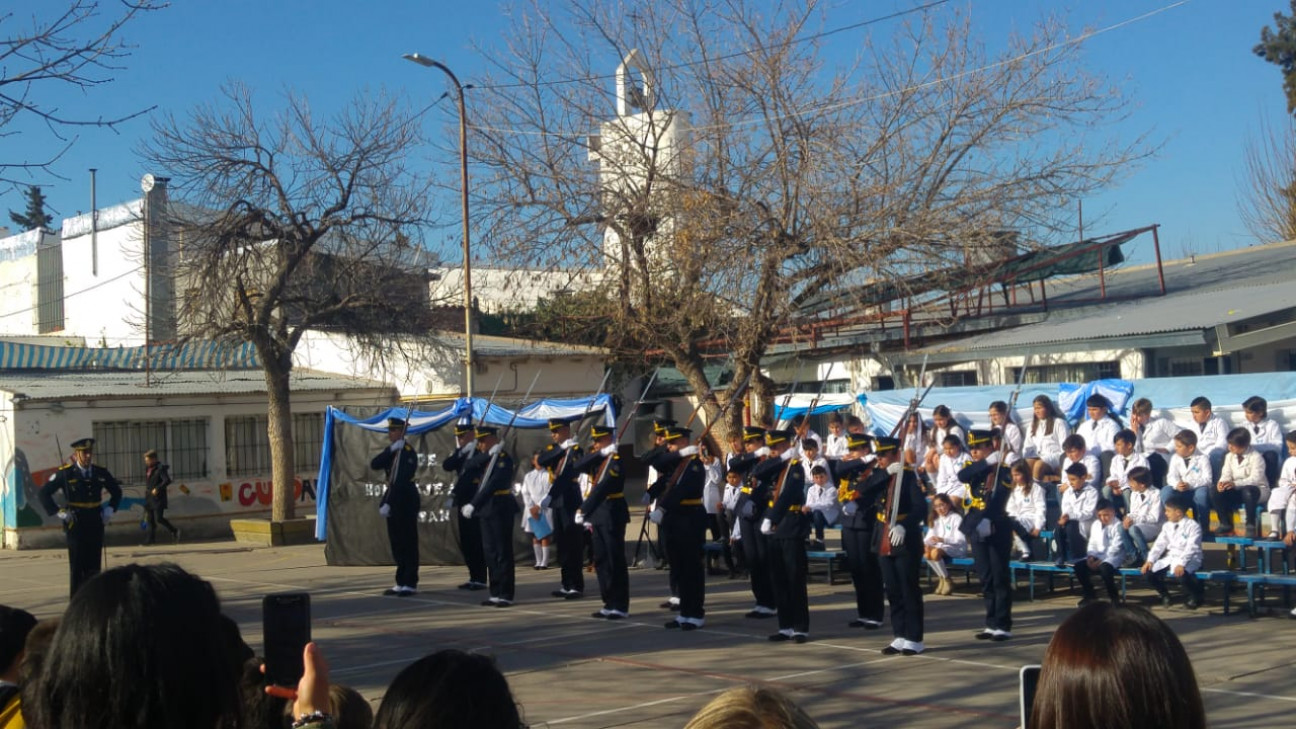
[1,538,1292,728]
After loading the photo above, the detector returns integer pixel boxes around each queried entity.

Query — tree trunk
[265,360,296,522]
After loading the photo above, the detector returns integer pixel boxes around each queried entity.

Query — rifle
[770,370,830,506]
[556,367,613,477]
[475,371,542,500]
[987,353,1032,499]
[879,355,931,557]
[659,371,754,502]
[474,373,505,428]
[593,368,661,486]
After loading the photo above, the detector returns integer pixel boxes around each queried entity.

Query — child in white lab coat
[923,493,966,596]
[1141,492,1205,609]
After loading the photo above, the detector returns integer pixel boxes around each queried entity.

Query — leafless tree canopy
[1239,113,1296,244]
[468,0,1147,445]
[0,0,161,186]
[141,83,439,520]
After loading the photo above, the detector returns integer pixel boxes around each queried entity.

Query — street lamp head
[403,53,436,67]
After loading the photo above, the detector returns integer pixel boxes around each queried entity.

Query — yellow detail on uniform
[679,498,703,506]
[493,489,512,496]
[740,487,753,494]
[68,501,102,508]
[964,496,986,511]
[606,493,625,499]
[877,512,907,523]
[769,502,803,512]
[838,488,858,503]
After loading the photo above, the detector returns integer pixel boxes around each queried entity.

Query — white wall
[57,203,149,347]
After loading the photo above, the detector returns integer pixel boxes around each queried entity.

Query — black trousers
[481,512,516,601]
[553,508,585,593]
[144,505,177,543]
[769,536,810,633]
[66,509,104,596]
[842,526,884,622]
[663,512,707,620]
[739,516,776,609]
[971,525,1014,632]
[879,542,924,642]
[387,511,419,589]
[1148,453,1169,489]
[592,521,629,613]
[1074,560,1120,600]
[457,513,486,583]
[1146,566,1203,601]
[1054,520,1088,562]
[1210,485,1262,529]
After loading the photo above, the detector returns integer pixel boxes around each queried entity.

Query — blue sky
[3,1,1289,266]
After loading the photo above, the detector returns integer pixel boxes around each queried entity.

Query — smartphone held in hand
[263,592,311,689]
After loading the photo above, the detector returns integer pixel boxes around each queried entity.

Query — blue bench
[806,550,847,585]
[1251,540,1289,575]
[1205,534,1254,571]
[1235,573,1296,616]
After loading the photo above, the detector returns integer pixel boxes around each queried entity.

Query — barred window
[293,412,324,473]
[91,419,209,483]
[225,415,270,478]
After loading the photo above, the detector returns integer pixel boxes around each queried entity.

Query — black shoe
[564,591,584,600]
[848,618,882,630]
[664,620,681,629]
[745,610,775,619]
[768,632,791,642]
[553,590,572,599]
[1077,596,1098,607]
[1184,597,1200,610]
[605,612,626,620]
[481,599,499,606]
[494,600,513,608]
[881,645,902,655]
[460,582,482,591]
[591,611,609,619]
[680,622,698,631]
[990,632,1011,642]
[793,634,808,644]
[902,648,919,655]
[975,629,994,640]
[1054,558,1069,568]
[382,588,402,596]
[1159,593,1173,608]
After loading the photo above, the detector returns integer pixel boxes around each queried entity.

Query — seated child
[923,493,967,596]
[804,465,839,550]
[922,405,964,474]
[1162,429,1214,533]
[1055,461,1098,566]
[1141,492,1205,609]
[934,434,970,502]
[1006,461,1046,560]
[1073,499,1125,606]
[1269,431,1296,539]
[800,438,829,482]
[1212,427,1269,538]
[1121,466,1163,566]
[822,414,849,460]
[1105,429,1149,513]
[1188,396,1229,475]
[1242,395,1283,486]
[1053,435,1101,492]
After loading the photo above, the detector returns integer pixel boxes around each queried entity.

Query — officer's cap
[663,426,691,442]
[742,426,766,442]
[846,433,873,451]
[872,436,900,454]
[966,429,994,448]
[71,438,94,451]
[653,418,677,435]
[475,425,499,439]
[765,429,794,446]
[590,423,614,439]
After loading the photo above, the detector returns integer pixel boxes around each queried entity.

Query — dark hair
[928,493,958,527]
[1113,429,1136,446]
[1062,434,1086,453]
[30,563,244,729]
[1094,498,1114,513]
[329,684,375,729]
[17,617,60,729]
[989,400,1009,414]
[827,413,843,425]
[1126,466,1151,486]
[0,604,37,674]
[1242,396,1267,416]
[1010,460,1033,487]
[810,465,827,477]
[1031,396,1061,436]
[1226,427,1251,449]
[932,404,952,419]
[1065,462,1088,478]
[803,438,819,451]
[1174,429,1198,448]
[1190,396,1211,411]
[1286,431,1296,445]
[373,650,523,729]
[941,434,964,450]
[1030,603,1205,729]
[1085,394,1111,410]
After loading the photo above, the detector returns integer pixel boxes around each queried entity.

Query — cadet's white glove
[887,462,903,476]
[679,445,699,457]
[889,524,905,546]
[780,447,795,462]
[56,509,69,522]
[740,501,755,519]
[760,518,774,535]
[861,454,878,466]
[388,439,404,453]
[574,511,585,526]
[754,447,771,458]
[842,501,858,517]
[459,441,476,455]
[649,508,664,525]
[101,505,114,525]
[379,504,391,518]
[461,504,475,519]
[600,444,617,457]
[560,438,578,449]
[488,443,502,456]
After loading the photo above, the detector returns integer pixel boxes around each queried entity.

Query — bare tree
[1,0,162,187]
[141,83,441,522]
[1239,113,1296,243]
[469,0,1147,446]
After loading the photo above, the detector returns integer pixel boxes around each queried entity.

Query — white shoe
[991,629,1012,641]
[1290,605,1296,618]
[683,617,706,627]
[1019,548,1031,561]
[400,586,417,595]
[607,610,630,619]
[889,637,904,650]
[902,640,925,654]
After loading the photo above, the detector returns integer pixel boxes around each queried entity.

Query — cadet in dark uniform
[835,433,888,629]
[142,449,180,545]
[445,419,487,591]
[642,418,675,608]
[575,423,631,619]
[39,438,123,596]
[728,426,777,619]
[372,417,421,596]
[461,426,519,607]
[958,429,1015,642]
[537,416,585,599]
[867,436,928,655]
[752,429,811,643]
[647,426,708,630]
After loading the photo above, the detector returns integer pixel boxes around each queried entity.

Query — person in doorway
[142,449,180,545]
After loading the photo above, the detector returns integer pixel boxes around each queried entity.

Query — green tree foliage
[7,185,54,231]
[1256,1,1296,114]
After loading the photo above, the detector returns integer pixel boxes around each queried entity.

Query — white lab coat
[1085,520,1125,569]
[1135,416,1179,455]
[805,482,840,525]
[1061,453,1102,491]
[823,432,849,459]
[1180,415,1229,459]
[1107,451,1150,494]
[1271,456,1296,516]
[1024,418,1069,468]
[935,450,970,500]
[801,455,830,483]
[1007,482,1047,533]
[1126,488,1164,542]
[1166,452,1213,491]
[1217,448,1269,500]
[1147,518,1204,573]
[996,420,1024,458]
[924,512,968,558]
[702,459,723,515]
[1076,417,1120,456]
[1060,484,1099,538]
[521,468,552,533]
[1245,418,1284,456]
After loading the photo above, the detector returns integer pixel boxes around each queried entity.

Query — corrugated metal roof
[918,277,1296,355]
[0,369,392,402]
[435,332,608,358]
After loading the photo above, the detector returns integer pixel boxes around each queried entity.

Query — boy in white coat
[1073,500,1125,606]
[1141,492,1205,609]
[1269,432,1296,539]
[1055,461,1098,567]
[1211,427,1269,538]
[1121,466,1163,566]
[1162,430,1214,533]
[804,465,839,550]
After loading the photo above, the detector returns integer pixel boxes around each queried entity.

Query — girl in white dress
[1006,461,1047,560]
[923,493,967,595]
[520,451,553,569]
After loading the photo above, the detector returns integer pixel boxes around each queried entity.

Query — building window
[293,412,324,473]
[36,242,64,333]
[937,370,979,387]
[1010,361,1120,384]
[226,412,326,478]
[92,419,209,482]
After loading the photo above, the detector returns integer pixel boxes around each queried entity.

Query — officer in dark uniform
[575,422,631,619]
[958,429,1015,642]
[834,433,888,629]
[537,416,585,599]
[142,448,180,545]
[39,438,123,596]
[642,418,675,606]
[647,426,708,630]
[728,425,777,619]
[372,417,421,596]
[751,429,810,643]
[444,418,487,591]
[460,426,519,607]
[865,436,928,655]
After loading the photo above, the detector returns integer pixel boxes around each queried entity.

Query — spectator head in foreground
[29,563,244,729]
[1030,601,1205,729]
[372,649,523,729]
[684,686,820,729]
[0,605,37,683]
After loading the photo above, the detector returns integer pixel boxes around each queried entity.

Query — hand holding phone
[263,592,311,689]
[1019,664,1041,728]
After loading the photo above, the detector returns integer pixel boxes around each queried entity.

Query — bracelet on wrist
[292,711,332,728]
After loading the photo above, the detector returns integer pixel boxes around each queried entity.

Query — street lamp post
[404,52,474,399]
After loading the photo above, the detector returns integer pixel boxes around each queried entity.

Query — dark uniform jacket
[444,441,477,508]
[371,441,420,516]
[39,463,123,517]
[145,462,173,509]
[538,443,584,515]
[575,449,629,527]
[466,449,519,518]
[956,459,1013,538]
[727,451,768,521]
[753,456,809,540]
[833,458,886,531]
[645,450,706,515]
[861,467,926,554]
